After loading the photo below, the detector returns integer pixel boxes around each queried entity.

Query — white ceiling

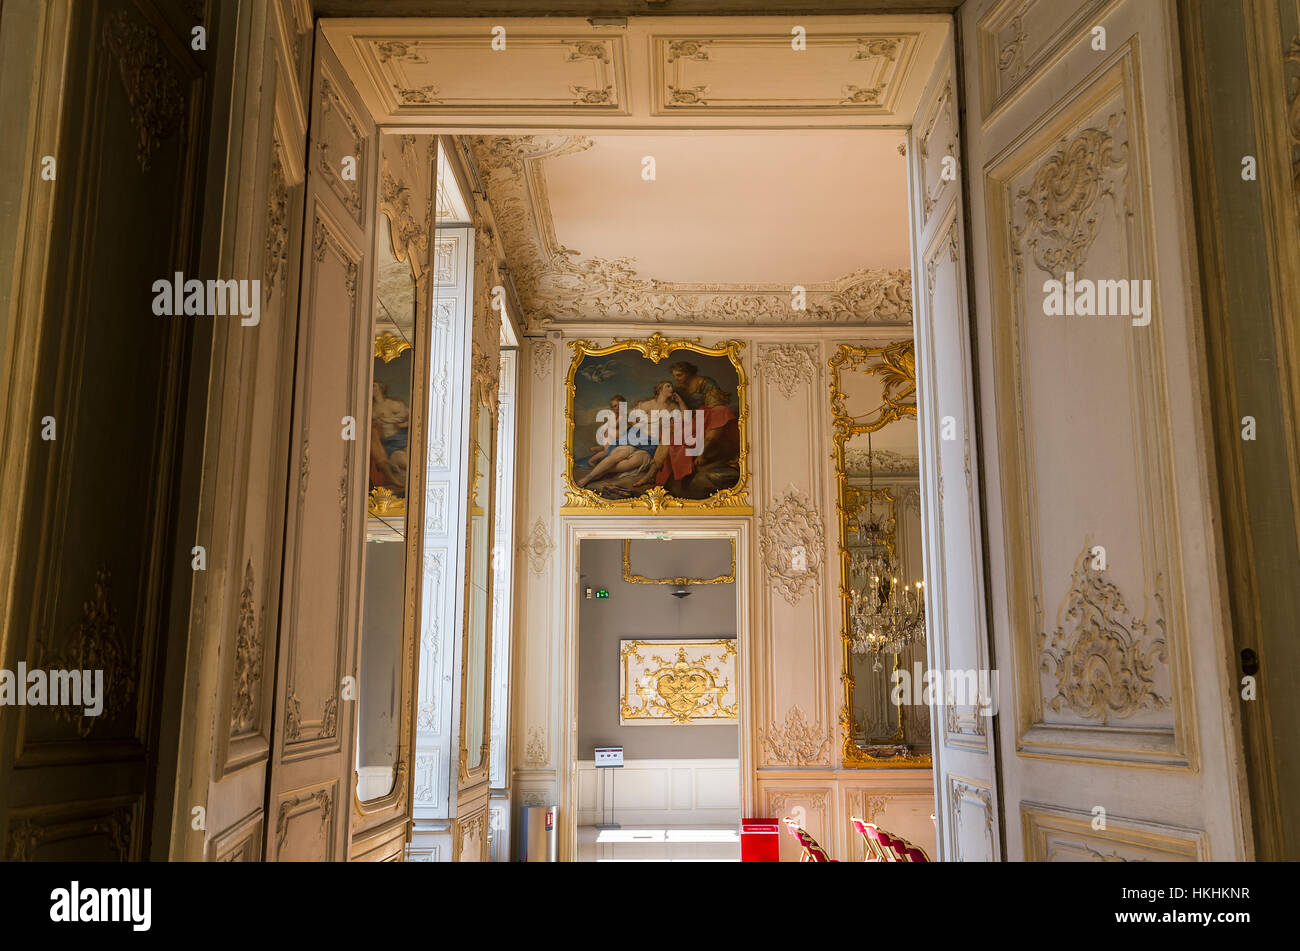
[542,132,911,286]
[470,131,915,326]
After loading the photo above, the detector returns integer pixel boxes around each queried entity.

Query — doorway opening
[576,536,741,861]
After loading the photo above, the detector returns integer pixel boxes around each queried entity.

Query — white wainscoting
[577,759,741,827]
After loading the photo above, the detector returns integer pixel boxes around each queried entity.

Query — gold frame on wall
[618,639,739,725]
[621,538,737,585]
[830,340,930,768]
[562,333,751,515]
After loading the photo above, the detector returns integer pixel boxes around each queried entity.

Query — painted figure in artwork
[370,379,411,493]
[634,361,739,495]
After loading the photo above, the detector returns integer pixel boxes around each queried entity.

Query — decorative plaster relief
[755,343,818,398]
[1040,544,1170,725]
[758,486,825,605]
[761,705,830,766]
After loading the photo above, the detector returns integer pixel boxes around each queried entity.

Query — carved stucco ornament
[524,518,554,574]
[755,343,818,399]
[42,568,135,737]
[1013,114,1129,280]
[468,134,913,328]
[761,705,830,766]
[230,561,264,737]
[759,486,825,605]
[1040,544,1170,724]
[103,9,187,173]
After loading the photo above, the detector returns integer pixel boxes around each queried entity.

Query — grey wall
[577,538,739,760]
[358,541,405,769]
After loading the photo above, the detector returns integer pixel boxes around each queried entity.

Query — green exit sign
[595,589,610,599]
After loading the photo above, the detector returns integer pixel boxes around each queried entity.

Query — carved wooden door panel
[264,33,376,862]
[907,29,1003,862]
[959,0,1250,860]
[0,0,206,861]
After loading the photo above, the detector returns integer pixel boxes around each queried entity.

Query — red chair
[854,818,931,863]
[782,818,838,862]
[849,817,890,862]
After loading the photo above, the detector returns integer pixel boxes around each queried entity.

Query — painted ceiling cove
[469,132,914,327]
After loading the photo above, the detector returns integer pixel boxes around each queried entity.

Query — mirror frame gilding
[458,345,497,786]
[351,138,440,860]
[831,341,931,769]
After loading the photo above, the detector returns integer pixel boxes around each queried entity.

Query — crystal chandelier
[848,430,926,671]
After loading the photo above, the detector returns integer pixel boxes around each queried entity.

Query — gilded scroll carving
[761,705,830,766]
[1040,545,1170,724]
[103,9,186,172]
[756,343,818,398]
[1013,115,1128,280]
[758,486,825,605]
[230,561,264,737]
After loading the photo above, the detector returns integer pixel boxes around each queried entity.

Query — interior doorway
[575,536,741,861]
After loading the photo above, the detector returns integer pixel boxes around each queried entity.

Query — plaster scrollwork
[761,705,830,766]
[864,794,891,823]
[102,9,186,173]
[523,518,554,574]
[276,788,332,852]
[950,778,995,844]
[530,339,555,379]
[756,343,818,399]
[380,160,429,280]
[998,14,1028,78]
[667,39,712,62]
[564,41,610,63]
[524,727,547,767]
[758,487,825,605]
[42,568,135,737]
[1013,114,1129,280]
[230,561,264,737]
[375,41,428,65]
[571,85,615,106]
[842,85,883,105]
[264,143,289,301]
[854,37,901,61]
[1040,544,1170,724]
[468,134,913,328]
[318,77,365,216]
[844,447,919,476]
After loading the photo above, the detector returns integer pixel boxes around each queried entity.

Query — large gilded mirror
[832,341,931,767]
[355,212,419,805]
[460,378,496,778]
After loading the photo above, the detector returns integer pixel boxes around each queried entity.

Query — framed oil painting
[563,333,750,514]
[368,346,413,520]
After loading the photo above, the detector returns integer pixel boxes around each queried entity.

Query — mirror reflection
[833,341,930,765]
[464,398,494,772]
[356,214,416,802]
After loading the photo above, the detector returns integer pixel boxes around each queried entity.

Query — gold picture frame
[621,539,737,586]
[831,340,930,768]
[619,639,739,725]
[563,333,750,514]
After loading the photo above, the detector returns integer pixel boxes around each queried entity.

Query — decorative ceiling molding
[468,134,913,329]
[651,33,919,115]
[321,17,949,127]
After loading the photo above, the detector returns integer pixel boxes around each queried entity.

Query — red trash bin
[740,818,780,862]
